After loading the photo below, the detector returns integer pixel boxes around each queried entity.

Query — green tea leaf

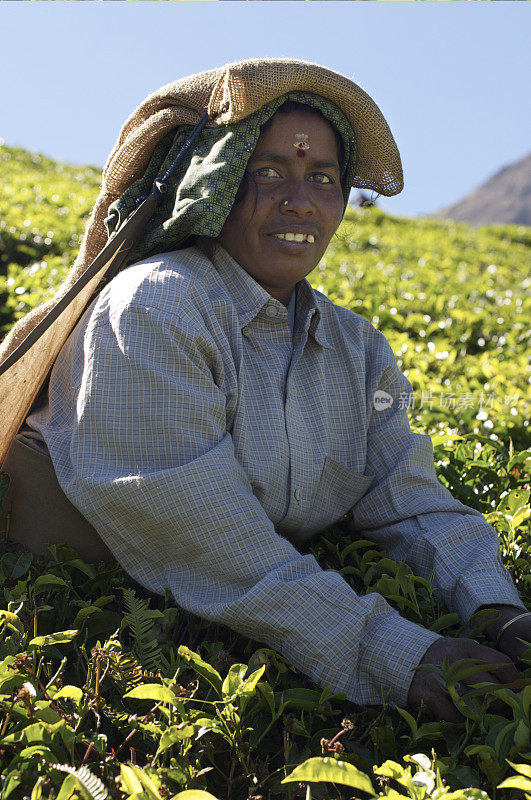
[53,685,84,704]
[431,612,460,632]
[505,761,531,780]
[32,574,70,592]
[277,687,323,714]
[282,756,375,794]
[117,763,161,800]
[55,775,82,800]
[395,706,417,737]
[522,682,531,720]
[28,630,78,648]
[72,606,104,626]
[221,663,248,698]
[0,609,24,632]
[5,551,33,579]
[178,646,222,695]
[257,680,276,718]
[236,664,266,699]
[497,776,531,791]
[158,724,195,754]
[119,764,143,794]
[124,684,179,704]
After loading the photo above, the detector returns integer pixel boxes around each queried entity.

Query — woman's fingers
[407,636,521,721]
[456,644,520,716]
[460,669,501,688]
[496,615,531,666]
[461,640,521,685]
[427,692,464,723]
[408,663,463,722]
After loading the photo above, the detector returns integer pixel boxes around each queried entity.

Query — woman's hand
[407,637,521,722]
[478,605,530,665]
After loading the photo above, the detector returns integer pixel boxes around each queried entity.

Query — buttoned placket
[237,291,326,531]
[238,299,294,521]
[282,307,319,521]
[242,298,313,523]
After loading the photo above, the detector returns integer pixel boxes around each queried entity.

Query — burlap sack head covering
[105,91,357,266]
[0,57,403,463]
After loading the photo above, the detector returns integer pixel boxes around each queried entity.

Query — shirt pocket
[301,456,374,535]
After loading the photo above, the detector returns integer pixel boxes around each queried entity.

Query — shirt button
[294,488,302,501]
[266,306,278,318]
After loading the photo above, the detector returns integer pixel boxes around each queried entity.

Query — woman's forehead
[254,108,340,158]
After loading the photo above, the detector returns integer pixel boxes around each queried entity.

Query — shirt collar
[209,242,333,350]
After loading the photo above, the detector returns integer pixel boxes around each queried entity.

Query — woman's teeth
[274,233,315,243]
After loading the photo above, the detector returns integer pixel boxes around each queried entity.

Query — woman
[1,58,528,721]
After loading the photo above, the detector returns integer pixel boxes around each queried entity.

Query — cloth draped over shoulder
[0,57,404,463]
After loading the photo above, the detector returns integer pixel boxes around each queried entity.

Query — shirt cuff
[453,566,526,623]
[353,604,442,708]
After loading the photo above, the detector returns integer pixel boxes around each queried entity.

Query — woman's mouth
[272,232,315,243]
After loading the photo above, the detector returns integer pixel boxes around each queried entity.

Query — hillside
[1,142,529,444]
[436,151,531,226]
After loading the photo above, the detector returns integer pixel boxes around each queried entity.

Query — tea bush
[0,145,529,799]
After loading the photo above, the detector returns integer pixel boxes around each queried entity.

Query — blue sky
[1,1,529,218]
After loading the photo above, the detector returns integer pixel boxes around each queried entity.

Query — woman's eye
[254,167,281,178]
[310,172,333,185]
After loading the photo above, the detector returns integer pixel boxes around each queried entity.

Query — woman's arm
[345,333,526,717]
[348,332,525,625]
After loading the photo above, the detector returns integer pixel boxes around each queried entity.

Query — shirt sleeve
[61,296,440,709]
[348,331,525,624]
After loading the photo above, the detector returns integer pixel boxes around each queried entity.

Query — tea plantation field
[0,143,530,800]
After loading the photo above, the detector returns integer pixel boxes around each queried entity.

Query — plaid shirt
[27,242,523,707]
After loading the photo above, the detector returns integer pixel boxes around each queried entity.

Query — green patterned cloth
[105,92,356,264]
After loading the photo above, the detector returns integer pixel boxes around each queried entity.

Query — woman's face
[218,108,345,306]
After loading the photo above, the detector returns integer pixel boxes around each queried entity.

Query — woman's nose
[280,180,314,215]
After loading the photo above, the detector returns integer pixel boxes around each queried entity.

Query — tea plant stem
[254,763,298,794]
[113,726,140,760]
[72,637,87,685]
[32,597,38,639]
[227,757,236,800]
[0,696,17,758]
[205,752,230,782]
[44,656,67,692]
[35,655,45,687]
[322,725,349,753]
[81,741,95,765]
[454,719,479,762]
[94,653,101,701]
[114,700,164,759]
[250,716,278,750]
[0,701,15,738]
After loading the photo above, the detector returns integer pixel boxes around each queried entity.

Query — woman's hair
[234,100,345,207]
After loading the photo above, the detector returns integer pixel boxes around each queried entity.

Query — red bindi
[293,133,310,158]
